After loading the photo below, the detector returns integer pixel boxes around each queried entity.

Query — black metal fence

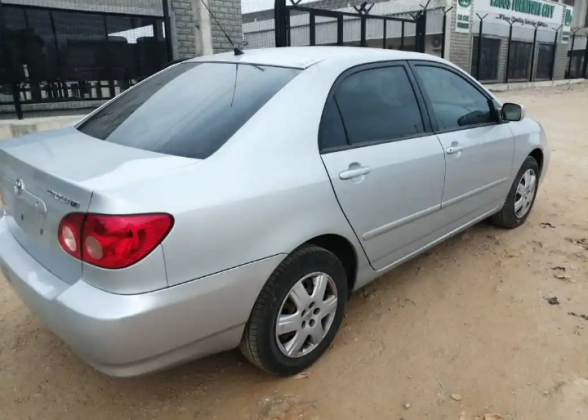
[244,0,451,58]
[566,30,588,79]
[0,0,172,119]
[470,14,588,84]
[470,15,564,84]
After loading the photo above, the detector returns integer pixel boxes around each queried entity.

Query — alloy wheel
[275,272,338,358]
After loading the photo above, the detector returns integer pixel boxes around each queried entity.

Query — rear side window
[319,97,348,151]
[334,66,424,146]
[78,62,301,159]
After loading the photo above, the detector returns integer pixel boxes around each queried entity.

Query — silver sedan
[0,47,549,377]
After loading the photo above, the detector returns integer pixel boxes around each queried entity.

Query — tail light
[58,213,174,269]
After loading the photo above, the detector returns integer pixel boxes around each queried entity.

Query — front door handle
[339,166,371,180]
[446,145,464,154]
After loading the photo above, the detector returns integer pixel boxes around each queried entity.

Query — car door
[410,62,515,224]
[319,62,447,271]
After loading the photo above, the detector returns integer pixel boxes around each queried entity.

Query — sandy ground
[1,83,588,420]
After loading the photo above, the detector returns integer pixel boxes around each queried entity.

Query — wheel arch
[303,234,359,299]
[529,148,544,175]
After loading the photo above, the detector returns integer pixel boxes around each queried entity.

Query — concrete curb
[485,78,586,92]
[0,115,82,141]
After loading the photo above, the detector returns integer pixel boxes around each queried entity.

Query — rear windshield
[77,62,301,159]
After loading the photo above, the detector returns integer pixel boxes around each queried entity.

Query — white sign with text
[474,0,564,30]
[456,0,473,33]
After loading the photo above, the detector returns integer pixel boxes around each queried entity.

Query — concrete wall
[446,0,576,82]
[0,115,82,140]
[208,0,243,52]
[448,0,473,73]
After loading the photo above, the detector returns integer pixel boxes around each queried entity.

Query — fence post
[529,23,539,82]
[274,0,288,47]
[504,21,514,83]
[475,14,488,81]
[415,11,427,53]
[360,15,367,46]
[337,15,343,46]
[382,18,387,49]
[162,0,174,60]
[102,15,115,98]
[309,9,316,46]
[550,25,561,80]
[400,21,405,50]
[441,7,453,59]
[414,0,430,53]
[582,34,588,78]
[567,28,580,78]
[48,11,67,98]
[0,0,23,119]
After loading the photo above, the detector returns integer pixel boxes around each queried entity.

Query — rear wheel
[240,245,347,376]
[491,156,539,229]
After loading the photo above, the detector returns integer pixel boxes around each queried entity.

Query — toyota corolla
[0,47,549,377]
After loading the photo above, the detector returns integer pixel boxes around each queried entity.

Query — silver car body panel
[0,47,550,376]
[0,216,286,377]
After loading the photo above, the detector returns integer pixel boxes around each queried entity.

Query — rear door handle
[339,166,371,180]
[446,145,464,154]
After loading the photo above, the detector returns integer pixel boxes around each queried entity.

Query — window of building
[471,37,501,81]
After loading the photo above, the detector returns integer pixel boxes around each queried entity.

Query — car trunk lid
[0,127,195,284]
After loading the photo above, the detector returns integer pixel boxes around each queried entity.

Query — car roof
[186,46,441,69]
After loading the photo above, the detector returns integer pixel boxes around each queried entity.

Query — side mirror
[501,103,525,122]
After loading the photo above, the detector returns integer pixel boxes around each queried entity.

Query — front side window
[78,62,301,159]
[414,65,493,131]
[333,66,424,146]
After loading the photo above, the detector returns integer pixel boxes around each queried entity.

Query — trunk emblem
[14,179,24,196]
[46,189,81,209]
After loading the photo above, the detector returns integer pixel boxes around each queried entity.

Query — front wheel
[240,245,348,376]
[490,156,540,229]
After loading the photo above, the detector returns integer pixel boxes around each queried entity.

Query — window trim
[318,60,434,154]
[408,60,501,135]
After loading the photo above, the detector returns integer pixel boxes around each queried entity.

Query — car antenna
[200,1,244,56]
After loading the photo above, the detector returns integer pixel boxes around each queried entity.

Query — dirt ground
[1,83,588,420]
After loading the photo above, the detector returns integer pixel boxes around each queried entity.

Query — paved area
[1,83,588,420]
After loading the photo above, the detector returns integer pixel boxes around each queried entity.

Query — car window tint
[414,65,493,130]
[78,63,300,159]
[334,66,424,145]
[319,97,348,151]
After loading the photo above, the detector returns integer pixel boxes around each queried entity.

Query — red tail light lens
[58,213,174,269]
[58,213,84,260]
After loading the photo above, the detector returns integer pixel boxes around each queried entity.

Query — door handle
[446,145,464,155]
[339,166,371,180]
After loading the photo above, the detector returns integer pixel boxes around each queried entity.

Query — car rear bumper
[0,216,284,377]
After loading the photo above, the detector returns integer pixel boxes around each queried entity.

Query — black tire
[240,245,348,376]
[490,156,540,229]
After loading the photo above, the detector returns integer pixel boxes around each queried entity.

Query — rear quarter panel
[90,61,375,289]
